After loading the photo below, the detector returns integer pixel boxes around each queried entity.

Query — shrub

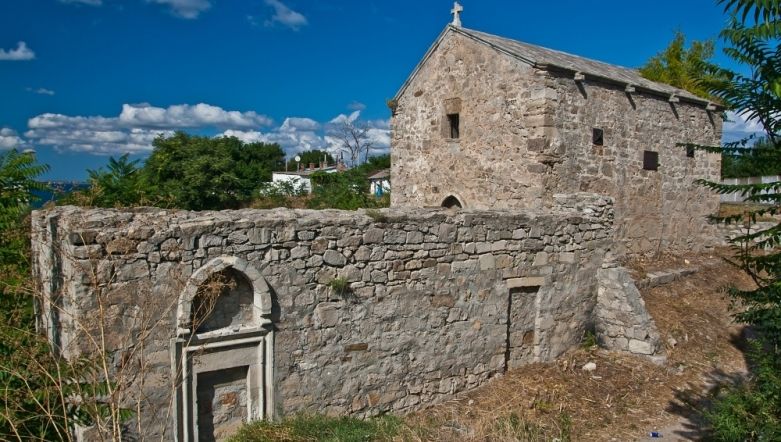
[226,414,402,442]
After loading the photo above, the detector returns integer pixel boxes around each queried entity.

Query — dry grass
[719,202,779,221]
[402,252,755,441]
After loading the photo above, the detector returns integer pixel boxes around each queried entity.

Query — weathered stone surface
[30,197,632,441]
[595,267,661,356]
[390,28,722,257]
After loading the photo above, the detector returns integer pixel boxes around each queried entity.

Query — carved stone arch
[441,193,465,209]
[176,256,272,336]
[172,256,276,440]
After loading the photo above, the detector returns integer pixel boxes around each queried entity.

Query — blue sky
[0,0,755,180]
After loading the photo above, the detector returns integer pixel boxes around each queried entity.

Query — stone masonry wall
[32,193,613,441]
[390,29,722,256]
[545,71,722,255]
[391,31,551,210]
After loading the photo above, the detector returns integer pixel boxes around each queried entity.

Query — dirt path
[404,252,754,441]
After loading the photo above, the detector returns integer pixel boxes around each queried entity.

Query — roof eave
[541,64,725,111]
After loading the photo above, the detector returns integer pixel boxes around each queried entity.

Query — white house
[368,169,391,197]
[271,163,339,193]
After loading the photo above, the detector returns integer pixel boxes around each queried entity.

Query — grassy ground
[226,414,403,442]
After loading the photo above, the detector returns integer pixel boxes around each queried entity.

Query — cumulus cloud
[264,0,308,30]
[148,0,211,19]
[723,110,766,143]
[118,103,272,128]
[328,110,361,125]
[25,103,272,155]
[221,116,328,156]
[27,87,55,96]
[0,42,35,61]
[0,128,24,150]
[24,103,390,159]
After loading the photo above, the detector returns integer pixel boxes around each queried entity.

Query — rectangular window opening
[643,150,659,171]
[447,113,460,139]
[686,145,695,158]
[592,128,604,146]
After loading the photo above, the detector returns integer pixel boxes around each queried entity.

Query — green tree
[639,31,722,100]
[286,150,334,171]
[690,1,781,438]
[0,150,70,440]
[142,132,285,210]
[307,154,391,210]
[84,154,149,207]
[721,137,781,177]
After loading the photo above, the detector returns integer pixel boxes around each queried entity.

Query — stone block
[323,250,347,266]
[506,276,545,288]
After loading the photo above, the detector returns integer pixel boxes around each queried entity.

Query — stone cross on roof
[451,1,463,27]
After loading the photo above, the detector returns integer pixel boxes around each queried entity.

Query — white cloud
[329,110,361,125]
[59,0,102,5]
[279,117,320,132]
[723,110,766,143]
[348,101,366,111]
[24,103,390,158]
[0,42,35,61]
[0,128,24,150]
[148,0,212,19]
[26,103,272,155]
[27,87,55,96]
[264,0,307,30]
[118,103,272,128]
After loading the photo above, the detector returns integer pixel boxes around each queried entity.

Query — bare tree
[331,120,373,167]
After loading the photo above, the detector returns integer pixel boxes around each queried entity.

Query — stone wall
[390,31,550,210]
[390,29,722,256]
[596,267,661,356]
[32,194,614,441]
[545,71,722,255]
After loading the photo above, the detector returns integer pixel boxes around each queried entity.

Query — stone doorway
[441,195,463,209]
[196,366,249,442]
[172,257,275,442]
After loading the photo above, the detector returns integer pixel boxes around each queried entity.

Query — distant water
[32,181,89,208]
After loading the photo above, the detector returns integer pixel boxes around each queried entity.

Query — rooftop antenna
[451,1,463,27]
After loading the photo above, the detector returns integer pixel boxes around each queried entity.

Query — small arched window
[442,195,463,209]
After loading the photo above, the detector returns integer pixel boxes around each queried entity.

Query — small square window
[447,113,460,139]
[643,151,659,171]
[592,128,604,146]
[686,145,695,158]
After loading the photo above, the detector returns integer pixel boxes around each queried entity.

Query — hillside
[402,251,754,441]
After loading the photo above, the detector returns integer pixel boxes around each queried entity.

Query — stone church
[390,5,723,255]
[30,5,701,442]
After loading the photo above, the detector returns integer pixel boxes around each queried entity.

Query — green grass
[226,414,403,442]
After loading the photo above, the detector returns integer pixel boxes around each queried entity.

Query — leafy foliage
[0,150,70,440]
[143,132,285,210]
[721,137,781,177]
[639,31,723,100]
[72,132,286,210]
[689,1,781,438]
[226,414,402,442]
[306,154,390,210]
[82,154,150,207]
[254,179,309,209]
[0,150,48,232]
[706,342,781,441]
